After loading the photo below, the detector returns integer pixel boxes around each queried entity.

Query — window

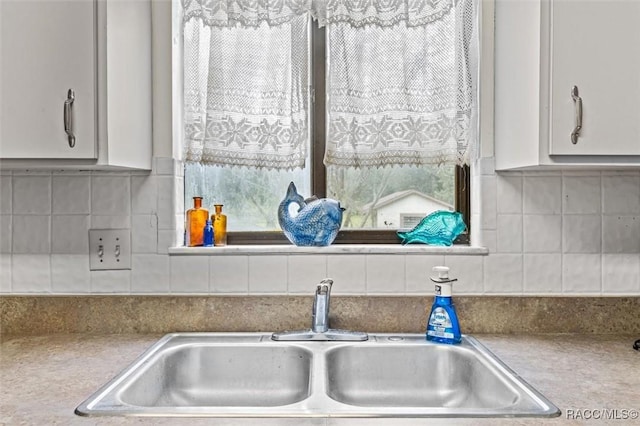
[182,1,476,245]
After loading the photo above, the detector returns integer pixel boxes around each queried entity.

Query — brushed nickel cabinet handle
[570,86,582,145]
[64,89,76,148]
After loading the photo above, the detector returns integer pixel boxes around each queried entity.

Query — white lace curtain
[181,0,478,169]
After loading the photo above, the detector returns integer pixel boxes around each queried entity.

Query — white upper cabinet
[549,0,640,156]
[1,0,96,160]
[0,0,152,170]
[495,0,640,170]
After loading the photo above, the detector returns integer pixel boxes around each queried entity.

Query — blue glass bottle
[203,219,214,247]
[426,266,461,344]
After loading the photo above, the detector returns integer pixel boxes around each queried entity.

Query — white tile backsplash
[12,175,51,214]
[483,254,523,293]
[0,215,11,253]
[248,256,288,293]
[496,175,522,214]
[157,176,176,230]
[131,214,158,254]
[12,254,51,293]
[523,176,562,214]
[91,215,131,229]
[91,176,131,216]
[405,255,444,293]
[51,255,90,293]
[174,177,185,218]
[496,214,523,253]
[51,215,90,254]
[365,255,406,294]
[52,176,91,214]
[0,176,12,214]
[523,215,562,253]
[12,215,50,254]
[131,254,170,293]
[131,175,158,215]
[479,229,497,253]
[157,229,182,254]
[327,255,366,293]
[0,255,11,292]
[563,176,601,214]
[602,175,640,214]
[563,215,601,253]
[444,255,484,293]
[478,230,498,253]
[562,254,602,293]
[210,255,249,293]
[90,269,131,293]
[170,255,209,293]
[523,253,562,293]
[480,175,497,229]
[602,254,640,293]
[2,157,640,296]
[602,215,640,253]
[479,156,496,175]
[287,255,328,294]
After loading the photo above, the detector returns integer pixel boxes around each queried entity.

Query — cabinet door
[0,0,96,159]
[549,0,640,156]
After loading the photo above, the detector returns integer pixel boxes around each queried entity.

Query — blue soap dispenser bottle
[426,266,461,344]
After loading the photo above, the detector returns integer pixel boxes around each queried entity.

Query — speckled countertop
[1,334,639,426]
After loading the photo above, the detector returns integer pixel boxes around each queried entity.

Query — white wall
[1,156,638,295]
[474,159,640,295]
[0,1,639,296]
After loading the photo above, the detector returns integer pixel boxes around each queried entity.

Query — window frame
[214,23,471,245]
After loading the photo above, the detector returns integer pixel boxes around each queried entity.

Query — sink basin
[327,343,526,411]
[76,333,560,418]
[119,341,312,407]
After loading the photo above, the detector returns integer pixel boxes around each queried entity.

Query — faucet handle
[317,278,333,295]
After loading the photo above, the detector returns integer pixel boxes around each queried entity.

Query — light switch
[89,229,131,270]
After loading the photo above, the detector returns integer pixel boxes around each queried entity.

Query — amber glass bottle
[212,204,227,246]
[186,197,209,247]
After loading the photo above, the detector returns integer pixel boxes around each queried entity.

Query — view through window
[184,161,458,233]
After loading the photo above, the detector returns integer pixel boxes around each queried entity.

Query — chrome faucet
[312,279,332,333]
[272,278,368,341]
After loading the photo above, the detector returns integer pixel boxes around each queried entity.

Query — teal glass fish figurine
[397,211,466,246]
[278,182,344,246]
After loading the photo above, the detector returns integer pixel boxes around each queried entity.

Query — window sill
[168,245,489,256]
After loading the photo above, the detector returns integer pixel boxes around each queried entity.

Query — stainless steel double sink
[75,333,560,418]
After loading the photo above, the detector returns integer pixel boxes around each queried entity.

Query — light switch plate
[89,229,131,271]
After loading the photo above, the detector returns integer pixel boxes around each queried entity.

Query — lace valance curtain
[321,0,477,168]
[311,0,457,28]
[181,0,461,28]
[182,0,310,169]
[181,0,478,169]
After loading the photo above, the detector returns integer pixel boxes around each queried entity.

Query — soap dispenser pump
[426,266,461,344]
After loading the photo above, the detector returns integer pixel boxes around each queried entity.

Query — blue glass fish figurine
[278,182,344,246]
[397,211,466,246]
